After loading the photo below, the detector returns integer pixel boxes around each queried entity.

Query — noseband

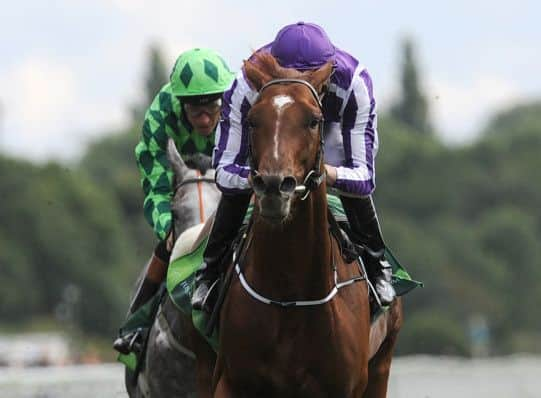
[249,78,325,201]
[173,175,215,192]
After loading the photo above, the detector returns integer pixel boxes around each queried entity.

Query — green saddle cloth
[166,194,422,351]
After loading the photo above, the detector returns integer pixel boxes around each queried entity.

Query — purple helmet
[270,22,336,70]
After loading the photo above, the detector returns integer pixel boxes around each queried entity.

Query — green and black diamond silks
[136,48,234,240]
[135,83,216,240]
[179,63,193,88]
[204,59,219,82]
[170,48,234,97]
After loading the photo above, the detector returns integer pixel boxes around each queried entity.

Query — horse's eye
[309,118,321,130]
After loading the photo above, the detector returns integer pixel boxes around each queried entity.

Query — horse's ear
[167,138,188,184]
[243,60,272,91]
[307,61,333,95]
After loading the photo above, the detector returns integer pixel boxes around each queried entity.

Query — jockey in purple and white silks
[214,40,377,197]
[191,22,396,311]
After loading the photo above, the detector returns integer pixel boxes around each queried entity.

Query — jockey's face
[183,99,222,136]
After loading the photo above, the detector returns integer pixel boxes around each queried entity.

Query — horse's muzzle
[259,195,290,223]
[252,174,295,223]
[252,174,297,197]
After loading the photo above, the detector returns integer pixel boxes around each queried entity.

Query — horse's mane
[248,52,307,80]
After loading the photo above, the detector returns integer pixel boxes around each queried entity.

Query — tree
[481,101,541,139]
[80,127,154,257]
[391,37,432,135]
[378,99,541,355]
[0,155,138,336]
[144,44,169,107]
[131,44,170,123]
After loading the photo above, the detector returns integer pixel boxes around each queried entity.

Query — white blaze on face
[271,95,294,160]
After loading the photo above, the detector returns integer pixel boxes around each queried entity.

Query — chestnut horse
[209,54,403,397]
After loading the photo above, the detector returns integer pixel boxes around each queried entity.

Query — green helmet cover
[170,48,234,97]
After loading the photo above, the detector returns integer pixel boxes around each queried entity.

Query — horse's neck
[248,189,333,297]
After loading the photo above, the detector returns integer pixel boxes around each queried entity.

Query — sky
[1,0,539,161]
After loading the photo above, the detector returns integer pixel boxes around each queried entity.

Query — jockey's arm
[135,95,178,241]
[331,69,378,197]
[213,73,255,194]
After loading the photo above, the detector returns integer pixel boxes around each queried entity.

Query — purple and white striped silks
[212,46,379,197]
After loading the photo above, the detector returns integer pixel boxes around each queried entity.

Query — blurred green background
[1,38,540,361]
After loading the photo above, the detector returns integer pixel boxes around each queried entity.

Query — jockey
[114,48,234,353]
[192,22,396,311]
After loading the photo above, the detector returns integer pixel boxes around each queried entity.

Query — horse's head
[244,53,333,223]
[166,139,219,239]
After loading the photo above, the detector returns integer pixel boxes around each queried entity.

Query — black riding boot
[191,193,251,311]
[113,241,170,354]
[340,195,396,306]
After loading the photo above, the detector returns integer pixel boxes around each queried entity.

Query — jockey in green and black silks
[136,48,234,241]
[114,48,234,355]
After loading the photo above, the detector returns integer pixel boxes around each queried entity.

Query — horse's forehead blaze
[253,86,318,165]
[272,94,294,112]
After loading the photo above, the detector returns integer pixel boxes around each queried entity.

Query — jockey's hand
[324,164,337,187]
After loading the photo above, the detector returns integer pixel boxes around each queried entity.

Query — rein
[173,172,215,224]
[249,78,325,201]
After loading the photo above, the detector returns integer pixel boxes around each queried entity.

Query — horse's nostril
[280,176,297,194]
[253,174,297,196]
[252,175,266,194]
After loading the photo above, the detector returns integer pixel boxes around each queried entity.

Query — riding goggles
[183,98,222,117]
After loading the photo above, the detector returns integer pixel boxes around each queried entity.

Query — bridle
[172,170,215,225]
[235,79,367,307]
[173,173,215,192]
[249,78,325,201]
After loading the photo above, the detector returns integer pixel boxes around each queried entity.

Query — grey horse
[126,139,220,397]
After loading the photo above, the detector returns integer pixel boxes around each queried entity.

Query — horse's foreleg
[363,299,403,398]
[191,327,216,398]
[363,334,397,397]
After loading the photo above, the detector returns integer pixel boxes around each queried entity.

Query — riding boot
[191,193,251,311]
[113,241,170,354]
[340,195,396,306]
